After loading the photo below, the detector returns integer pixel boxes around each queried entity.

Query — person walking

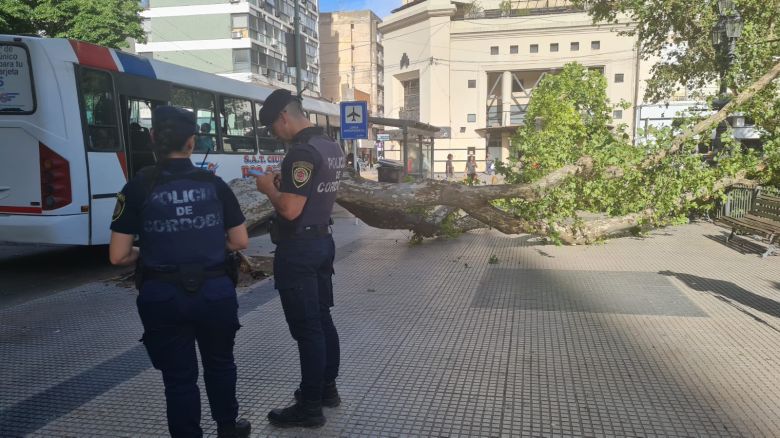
[109,106,251,438]
[445,153,454,179]
[465,154,478,185]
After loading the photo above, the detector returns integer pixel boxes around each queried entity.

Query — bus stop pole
[353,139,359,173]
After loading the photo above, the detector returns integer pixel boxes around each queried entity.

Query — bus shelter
[369,117,440,179]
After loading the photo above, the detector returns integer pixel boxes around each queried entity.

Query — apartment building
[380,0,648,174]
[319,10,385,116]
[136,0,321,94]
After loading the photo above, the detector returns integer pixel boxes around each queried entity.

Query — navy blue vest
[139,164,226,269]
[294,135,345,231]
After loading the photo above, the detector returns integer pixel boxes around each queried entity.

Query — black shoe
[217,418,252,438]
[294,382,341,407]
[267,401,325,428]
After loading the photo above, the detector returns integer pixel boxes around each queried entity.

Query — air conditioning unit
[231,31,243,39]
[229,0,240,3]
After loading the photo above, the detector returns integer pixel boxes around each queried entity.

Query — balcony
[453,0,583,20]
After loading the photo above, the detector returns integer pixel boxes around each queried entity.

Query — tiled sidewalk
[1,217,779,437]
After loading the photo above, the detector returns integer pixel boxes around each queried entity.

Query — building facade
[319,10,384,117]
[380,0,647,175]
[136,0,321,94]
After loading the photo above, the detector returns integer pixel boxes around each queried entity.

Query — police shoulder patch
[292,161,314,188]
[112,192,126,222]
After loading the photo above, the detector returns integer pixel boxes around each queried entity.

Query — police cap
[259,89,301,127]
[152,106,198,137]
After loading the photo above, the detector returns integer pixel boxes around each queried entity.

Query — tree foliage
[0,0,144,49]
[571,0,780,151]
[496,63,771,240]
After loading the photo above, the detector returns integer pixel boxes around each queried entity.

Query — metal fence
[716,185,780,219]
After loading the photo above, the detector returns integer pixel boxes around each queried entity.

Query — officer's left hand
[255,172,278,195]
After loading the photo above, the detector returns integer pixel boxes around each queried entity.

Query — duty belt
[141,264,229,293]
[286,224,332,239]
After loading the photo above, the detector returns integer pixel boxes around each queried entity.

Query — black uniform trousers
[273,235,340,402]
[137,279,240,438]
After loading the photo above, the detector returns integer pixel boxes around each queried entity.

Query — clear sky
[318,0,402,19]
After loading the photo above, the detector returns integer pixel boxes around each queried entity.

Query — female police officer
[109,106,251,438]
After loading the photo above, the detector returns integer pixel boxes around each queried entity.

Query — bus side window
[254,101,284,155]
[79,69,120,152]
[171,86,218,153]
[221,96,256,154]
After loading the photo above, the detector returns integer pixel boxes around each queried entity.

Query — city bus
[0,35,341,246]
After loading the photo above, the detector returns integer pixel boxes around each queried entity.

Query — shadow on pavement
[0,282,279,437]
[659,270,780,322]
[703,232,770,257]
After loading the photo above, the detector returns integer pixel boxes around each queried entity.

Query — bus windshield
[0,43,35,114]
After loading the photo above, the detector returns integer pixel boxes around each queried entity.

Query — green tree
[495,62,767,240]
[0,0,144,49]
[571,0,780,135]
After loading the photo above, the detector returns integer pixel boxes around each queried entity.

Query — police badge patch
[112,193,125,222]
[292,161,313,188]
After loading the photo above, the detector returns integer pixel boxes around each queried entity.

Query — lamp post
[711,0,743,153]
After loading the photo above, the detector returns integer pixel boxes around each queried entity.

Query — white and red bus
[0,35,340,246]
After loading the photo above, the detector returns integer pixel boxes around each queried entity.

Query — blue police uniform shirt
[111,159,245,300]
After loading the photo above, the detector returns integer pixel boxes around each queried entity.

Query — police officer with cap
[109,106,251,438]
[255,89,345,428]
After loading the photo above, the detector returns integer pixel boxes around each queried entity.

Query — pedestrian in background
[465,154,478,185]
[109,106,251,438]
[255,89,344,429]
[445,153,454,179]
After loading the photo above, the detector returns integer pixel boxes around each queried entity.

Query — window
[512,77,524,93]
[1,44,35,114]
[401,78,420,121]
[487,106,500,126]
[613,110,623,119]
[221,96,257,153]
[510,104,527,125]
[233,48,251,73]
[468,79,476,88]
[467,114,476,123]
[550,43,559,52]
[591,40,601,50]
[171,86,218,153]
[510,45,518,54]
[231,14,248,28]
[530,44,538,53]
[79,68,120,151]
[490,46,499,55]
[571,42,579,51]
[460,127,466,133]
[614,73,624,83]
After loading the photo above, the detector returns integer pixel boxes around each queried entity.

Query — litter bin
[377,159,404,183]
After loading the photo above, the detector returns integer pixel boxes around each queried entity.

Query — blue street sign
[340,101,368,140]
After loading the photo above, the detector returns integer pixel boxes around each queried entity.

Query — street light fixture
[711,0,743,152]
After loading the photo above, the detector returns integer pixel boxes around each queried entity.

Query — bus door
[78,67,128,245]
[115,73,170,178]
[121,96,164,177]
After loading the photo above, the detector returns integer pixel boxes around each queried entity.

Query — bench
[720,193,780,258]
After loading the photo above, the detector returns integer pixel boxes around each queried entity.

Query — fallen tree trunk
[231,161,760,244]
[229,61,777,245]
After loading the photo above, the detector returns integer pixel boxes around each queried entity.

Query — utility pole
[293,0,302,95]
